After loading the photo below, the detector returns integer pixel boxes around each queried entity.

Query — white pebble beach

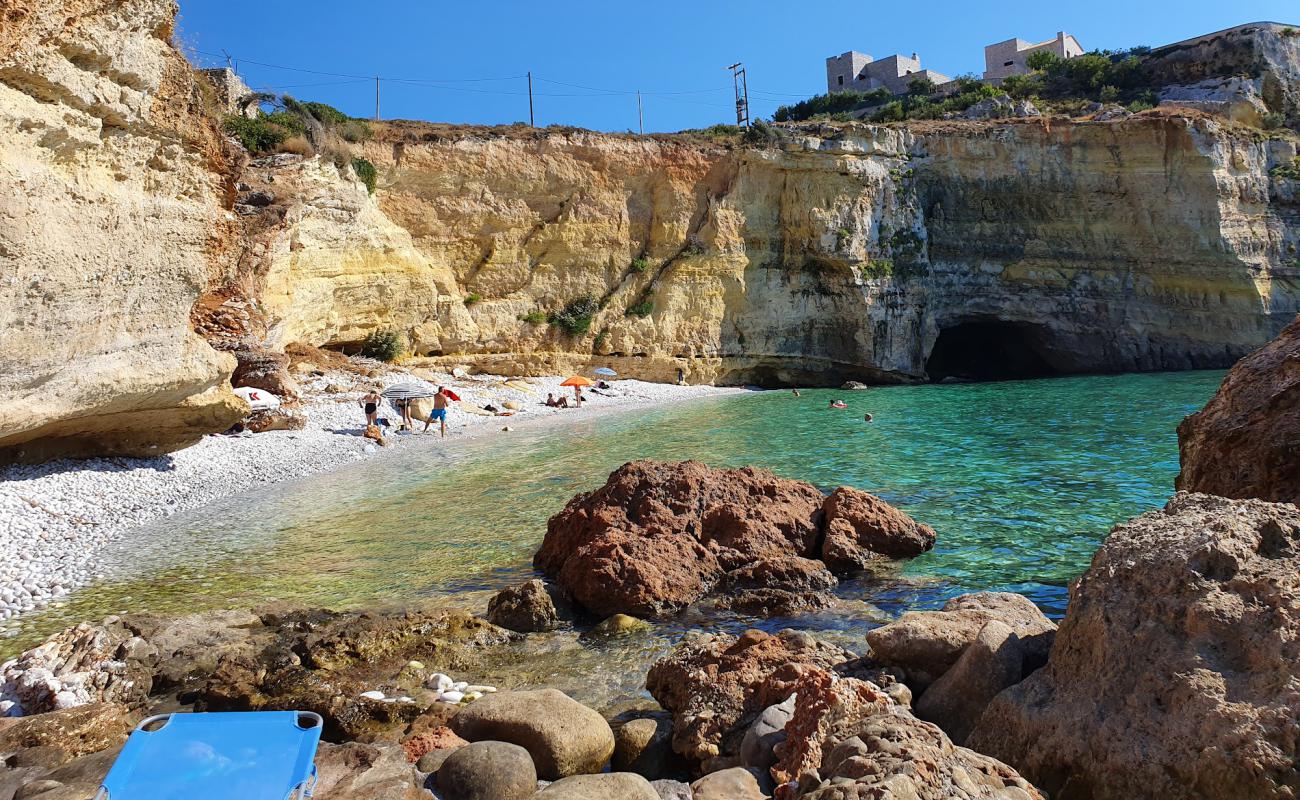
[0,367,742,630]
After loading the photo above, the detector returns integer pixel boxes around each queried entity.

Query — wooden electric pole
[637,90,644,134]
[728,62,750,127]
[374,77,380,121]
[527,72,535,126]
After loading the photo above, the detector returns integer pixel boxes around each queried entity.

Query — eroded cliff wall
[248,117,1298,386]
[0,0,243,462]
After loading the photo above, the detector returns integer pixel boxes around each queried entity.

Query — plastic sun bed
[94,711,323,800]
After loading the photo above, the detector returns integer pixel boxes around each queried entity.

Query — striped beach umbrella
[381,383,436,400]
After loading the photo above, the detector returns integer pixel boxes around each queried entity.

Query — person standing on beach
[360,388,381,428]
[424,387,450,437]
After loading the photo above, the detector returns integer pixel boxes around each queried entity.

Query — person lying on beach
[360,389,381,426]
[545,393,560,407]
[595,380,611,389]
[830,399,847,409]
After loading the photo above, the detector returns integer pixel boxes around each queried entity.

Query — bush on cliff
[359,329,402,362]
[774,89,892,122]
[549,295,599,337]
[351,157,378,194]
[222,115,288,153]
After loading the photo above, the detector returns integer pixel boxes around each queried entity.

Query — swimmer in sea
[864,413,874,422]
[830,399,847,409]
[792,388,800,397]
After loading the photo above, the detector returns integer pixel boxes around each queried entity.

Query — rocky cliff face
[0,0,243,462]
[253,116,1299,386]
[3,0,1299,461]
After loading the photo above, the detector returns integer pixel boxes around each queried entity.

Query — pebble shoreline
[0,368,739,632]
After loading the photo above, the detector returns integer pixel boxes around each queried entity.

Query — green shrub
[300,101,350,125]
[548,295,600,336]
[1271,157,1300,179]
[222,115,288,153]
[907,77,936,96]
[626,300,654,317]
[518,310,548,324]
[1025,51,1062,71]
[464,292,482,306]
[1098,84,1120,102]
[263,110,307,136]
[1281,26,1297,37]
[774,88,892,122]
[352,157,377,194]
[1260,112,1286,130]
[681,241,705,257]
[863,259,893,279]
[359,329,401,362]
[743,119,778,146]
[337,119,372,143]
[836,227,852,248]
[631,257,650,273]
[593,329,610,352]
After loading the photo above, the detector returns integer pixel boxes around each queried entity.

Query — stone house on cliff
[826,51,951,95]
[983,31,1085,81]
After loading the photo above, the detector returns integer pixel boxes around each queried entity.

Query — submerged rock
[536,460,934,618]
[450,688,614,779]
[968,493,1300,799]
[486,579,566,632]
[1177,314,1300,504]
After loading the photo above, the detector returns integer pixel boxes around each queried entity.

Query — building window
[837,75,844,86]
[1004,60,1014,67]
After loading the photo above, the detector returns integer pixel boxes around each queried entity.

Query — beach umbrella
[381,383,436,400]
[593,367,617,377]
[442,388,462,402]
[233,386,281,411]
[560,376,594,387]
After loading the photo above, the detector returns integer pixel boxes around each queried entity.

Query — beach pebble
[438,690,465,704]
[427,673,454,692]
[465,685,497,694]
[359,690,385,700]
[452,681,469,692]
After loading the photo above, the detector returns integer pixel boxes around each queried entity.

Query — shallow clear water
[5,371,1222,708]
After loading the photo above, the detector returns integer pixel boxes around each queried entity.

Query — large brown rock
[820,487,937,569]
[0,619,159,715]
[486,579,566,633]
[536,461,933,618]
[536,772,660,800]
[245,407,307,433]
[865,592,1055,689]
[771,668,1042,800]
[230,348,301,399]
[1177,315,1300,503]
[914,620,1023,745]
[0,703,135,764]
[313,741,430,800]
[646,629,854,761]
[968,493,1300,799]
[450,688,614,779]
[436,740,537,800]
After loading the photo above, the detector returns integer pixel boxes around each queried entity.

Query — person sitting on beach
[595,380,611,390]
[557,396,570,408]
[423,387,450,437]
[830,399,847,409]
[545,393,560,407]
[360,389,381,427]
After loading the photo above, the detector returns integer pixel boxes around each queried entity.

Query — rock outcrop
[449,689,615,779]
[1177,314,1300,504]
[968,493,1300,799]
[536,460,934,617]
[0,0,244,462]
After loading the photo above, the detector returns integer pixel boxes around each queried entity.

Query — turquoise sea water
[4,371,1222,704]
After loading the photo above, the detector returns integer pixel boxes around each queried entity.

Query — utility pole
[728,62,750,128]
[527,72,535,126]
[637,90,644,134]
[374,76,380,121]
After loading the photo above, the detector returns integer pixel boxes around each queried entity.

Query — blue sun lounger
[94,711,323,800]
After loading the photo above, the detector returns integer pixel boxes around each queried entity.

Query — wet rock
[436,740,537,800]
[313,741,429,800]
[1177,314,1300,504]
[915,620,1023,744]
[537,461,827,617]
[450,688,614,779]
[771,668,1041,800]
[839,381,870,390]
[0,703,135,762]
[718,557,837,594]
[245,407,307,433]
[589,614,650,636]
[229,348,300,399]
[646,629,854,761]
[969,493,1300,799]
[537,461,933,618]
[486,579,566,632]
[712,588,834,616]
[865,592,1054,689]
[821,487,936,569]
[692,767,769,799]
[612,712,675,779]
[401,724,467,763]
[536,772,660,799]
[740,693,796,772]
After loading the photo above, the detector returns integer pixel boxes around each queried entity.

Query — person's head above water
[864,413,874,422]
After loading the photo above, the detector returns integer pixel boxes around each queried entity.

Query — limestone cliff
[0,0,243,462]
[242,116,1299,386]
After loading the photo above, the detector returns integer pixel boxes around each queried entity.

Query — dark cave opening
[925,321,1058,382]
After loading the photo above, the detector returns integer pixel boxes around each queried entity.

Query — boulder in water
[450,688,614,779]
[821,487,937,569]
[486,579,566,632]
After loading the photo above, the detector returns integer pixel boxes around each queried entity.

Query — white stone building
[983,32,1084,81]
[826,51,951,95]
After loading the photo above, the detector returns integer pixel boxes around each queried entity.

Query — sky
[175,0,1298,133]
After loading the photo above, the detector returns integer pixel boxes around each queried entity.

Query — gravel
[0,367,739,632]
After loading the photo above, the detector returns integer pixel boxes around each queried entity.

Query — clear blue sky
[176,0,1297,133]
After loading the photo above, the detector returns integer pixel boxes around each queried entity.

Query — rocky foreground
[3,448,1299,798]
